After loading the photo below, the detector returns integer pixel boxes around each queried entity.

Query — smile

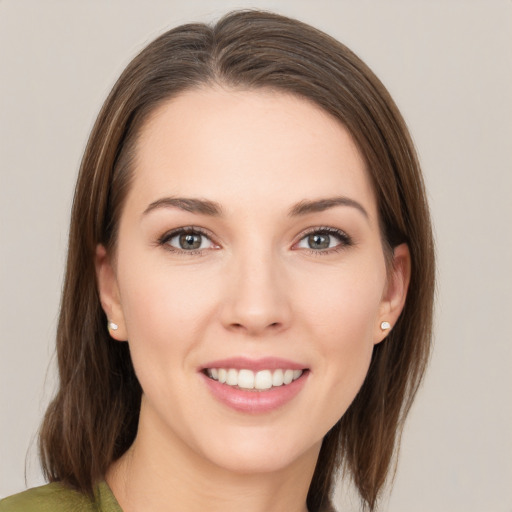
[205,368,303,391]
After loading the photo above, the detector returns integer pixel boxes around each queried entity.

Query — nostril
[228,321,281,333]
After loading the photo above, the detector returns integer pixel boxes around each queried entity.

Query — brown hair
[39,10,435,512]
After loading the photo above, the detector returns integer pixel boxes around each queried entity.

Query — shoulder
[0,482,97,512]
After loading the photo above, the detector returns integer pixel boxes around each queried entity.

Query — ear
[374,243,411,344]
[95,244,128,341]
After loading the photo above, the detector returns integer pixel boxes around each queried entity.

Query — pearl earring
[380,321,391,331]
[108,321,119,331]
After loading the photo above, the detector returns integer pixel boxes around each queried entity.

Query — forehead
[128,86,377,219]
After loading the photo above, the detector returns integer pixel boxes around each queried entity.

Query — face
[97,87,409,476]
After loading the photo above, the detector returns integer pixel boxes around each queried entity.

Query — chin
[192,426,323,476]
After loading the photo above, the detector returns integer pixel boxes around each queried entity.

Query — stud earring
[108,321,119,331]
[380,321,391,331]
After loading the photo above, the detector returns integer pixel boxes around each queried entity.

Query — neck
[106,400,320,512]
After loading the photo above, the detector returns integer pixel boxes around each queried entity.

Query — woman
[0,10,434,512]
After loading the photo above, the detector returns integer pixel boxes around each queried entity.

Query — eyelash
[296,226,353,256]
[157,226,353,256]
[158,226,216,256]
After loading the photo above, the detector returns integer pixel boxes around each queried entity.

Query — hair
[39,10,435,512]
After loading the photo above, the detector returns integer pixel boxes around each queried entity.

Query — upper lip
[201,357,307,372]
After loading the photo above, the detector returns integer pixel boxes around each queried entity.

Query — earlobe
[375,243,411,344]
[95,244,127,341]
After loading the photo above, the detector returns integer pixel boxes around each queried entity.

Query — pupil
[308,233,329,250]
[180,233,201,250]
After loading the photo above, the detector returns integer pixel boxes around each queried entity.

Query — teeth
[254,370,272,390]
[226,368,238,386]
[238,369,255,389]
[272,369,284,387]
[205,367,304,390]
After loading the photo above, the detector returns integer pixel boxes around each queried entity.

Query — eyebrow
[288,197,369,219]
[143,197,224,217]
[142,195,368,220]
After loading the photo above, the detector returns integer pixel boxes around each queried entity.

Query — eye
[159,228,217,253]
[295,227,352,253]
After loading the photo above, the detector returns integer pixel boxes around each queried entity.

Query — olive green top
[0,481,123,512]
[1,481,337,511]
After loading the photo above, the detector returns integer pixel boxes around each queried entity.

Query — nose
[219,248,292,336]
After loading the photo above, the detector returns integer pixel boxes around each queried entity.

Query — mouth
[200,358,309,413]
[203,367,305,391]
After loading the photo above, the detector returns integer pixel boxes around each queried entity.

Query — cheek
[118,243,217,336]
[115,259,219,409]
[115,253,225,398]
[299,259,385,342]
[297,262,385,419]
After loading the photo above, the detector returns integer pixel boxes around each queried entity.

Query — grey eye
[165,231,214,251]
[296,228,350,252]
[307,233,331,250]
[179,233,203,250]
[298,232,337,250]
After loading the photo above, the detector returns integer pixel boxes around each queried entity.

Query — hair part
[39,10,435,512]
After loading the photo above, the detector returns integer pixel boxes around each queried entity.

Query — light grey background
[1,1,511,510]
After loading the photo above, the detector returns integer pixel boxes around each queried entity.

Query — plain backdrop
[1,1,511,510]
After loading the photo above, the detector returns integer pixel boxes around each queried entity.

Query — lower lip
[201,371,308,414]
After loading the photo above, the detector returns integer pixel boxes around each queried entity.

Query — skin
[96,87,410,512]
